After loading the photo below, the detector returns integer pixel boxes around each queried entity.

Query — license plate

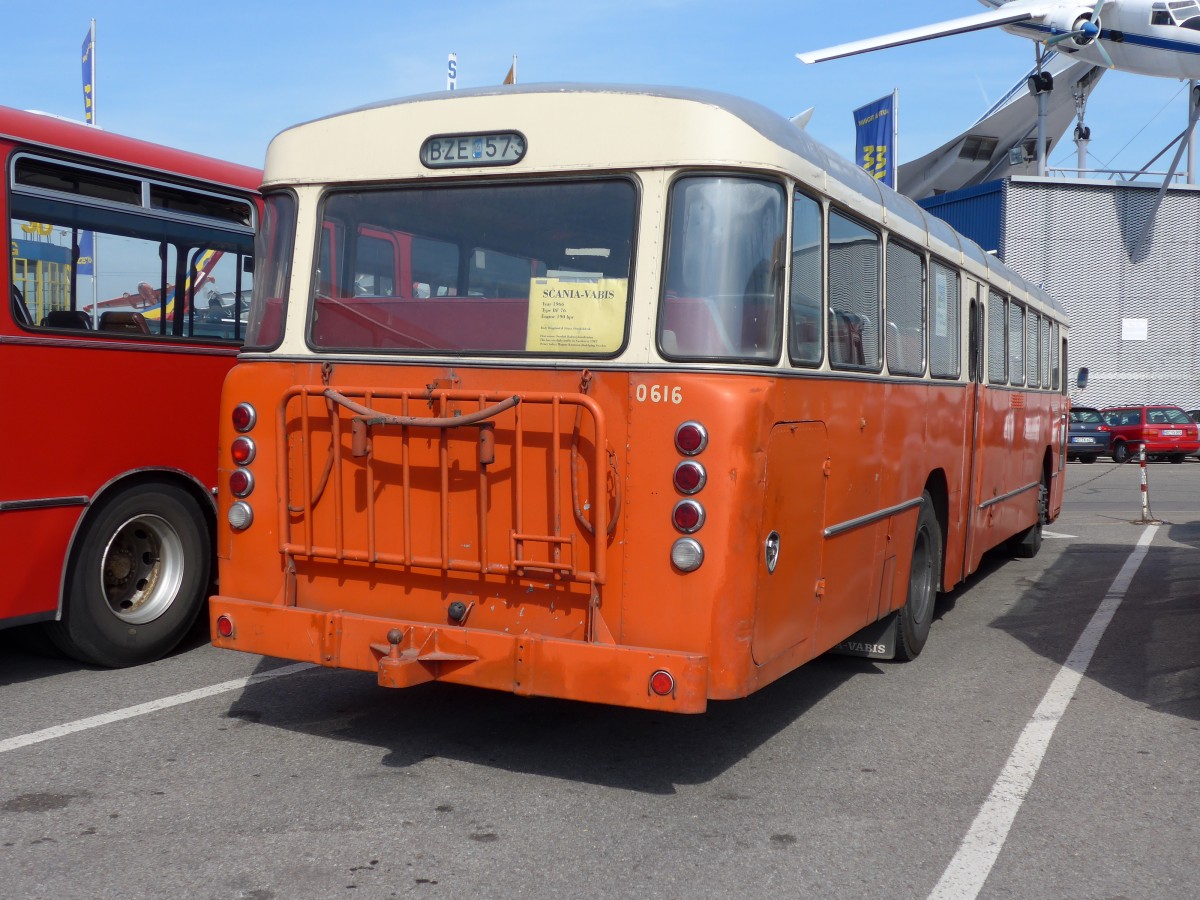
[1163,429,1183,436]
[1071,436,1095,444]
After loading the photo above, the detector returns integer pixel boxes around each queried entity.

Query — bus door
[962,282,986,577]
[751,421,827,664]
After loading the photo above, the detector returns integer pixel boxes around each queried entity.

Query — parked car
[1067,406,1112,462]
[1100,405,1200,463]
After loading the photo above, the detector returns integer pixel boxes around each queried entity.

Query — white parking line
[0,661,315,755]
[928,524,1158,900]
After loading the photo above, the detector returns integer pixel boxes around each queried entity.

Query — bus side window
[929,261,960,379]
[660,175,784,361]
[827,208,880,371]
[988,291,1007,384]
[789,190,823,366]
[884,240,925,376]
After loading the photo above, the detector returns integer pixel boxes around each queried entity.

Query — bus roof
[0,104,261,194]
[266,84,1060,316]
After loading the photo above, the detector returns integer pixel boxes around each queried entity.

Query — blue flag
[853,93,896,188]
[81,23,95,125]
[79,22,96,277]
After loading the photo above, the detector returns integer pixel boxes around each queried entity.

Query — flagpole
[83,19,98,323]
[892,87,899,193]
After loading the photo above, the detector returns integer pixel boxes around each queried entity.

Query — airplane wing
[797,2,1057,64]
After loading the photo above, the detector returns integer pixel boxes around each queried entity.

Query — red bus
[210,86,1068,712]
[0,105,261,666]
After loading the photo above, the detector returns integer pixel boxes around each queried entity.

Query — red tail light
[231,436,256,465]
[231,402,257,433]
[675,421,708,456]
[649,670,675,697]
[673,460,707,494]
[229,468,255,498]
[216,614,235,638]
[672,499,705,533]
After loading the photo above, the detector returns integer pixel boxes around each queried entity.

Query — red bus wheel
[45,483,210,667]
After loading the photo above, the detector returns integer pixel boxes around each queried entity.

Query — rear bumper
[210,596,710,713]
[1141,441,1200,455]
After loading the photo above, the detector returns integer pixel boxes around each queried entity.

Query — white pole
[86,18,98,323]
[1188,80,1198,185]
[892,88,899,192]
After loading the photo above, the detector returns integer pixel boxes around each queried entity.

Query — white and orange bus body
[211,86,1067,713]
[0,104,261,667]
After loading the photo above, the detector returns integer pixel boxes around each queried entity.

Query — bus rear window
[308,178,637,355]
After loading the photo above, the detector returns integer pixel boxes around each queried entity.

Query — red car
[1100,405,1200,463]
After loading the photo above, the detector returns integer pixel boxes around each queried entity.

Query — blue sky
[2,1,1192,180]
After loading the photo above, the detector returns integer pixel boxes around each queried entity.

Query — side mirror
[1076,367,1089,390]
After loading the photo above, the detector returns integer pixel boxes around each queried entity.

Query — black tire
[1112,442,1130,464]
[1008,478,1048,559]
[1170,454,1185,464]
[45,483,210,667]
[1080,454,1096,464]
[895,492,941,661]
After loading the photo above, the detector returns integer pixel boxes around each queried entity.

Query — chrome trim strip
[0,496,89,512]
[979,481,1039,511]
[824,496,924,539]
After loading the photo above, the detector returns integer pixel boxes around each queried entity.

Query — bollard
[1137,442,1159,524]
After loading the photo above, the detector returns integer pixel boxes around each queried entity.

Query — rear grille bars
[276,386,608,586]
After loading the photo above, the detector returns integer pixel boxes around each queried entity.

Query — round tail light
[228,501,254,531]
[231,436,257,465]
[229,468,255,498]
[215,614,235,638]
[231,403,257,433]
[649,670,675,697]
[675,421,708,456]
[673,460,707,494]
[672,499,705,533]
[671,538,704,572]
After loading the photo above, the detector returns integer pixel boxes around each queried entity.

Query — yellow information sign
[525,274,627,352]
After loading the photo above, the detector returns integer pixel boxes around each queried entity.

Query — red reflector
[231,436,256,465]
[674,421,708,456]
[229,468,254,498]
[649,670,674,697]
[672,500,705,533]
[231,403,257,433]
[216,615,235,638]
[673,461,706,494]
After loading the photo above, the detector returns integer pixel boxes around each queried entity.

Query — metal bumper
[210,597,710,713]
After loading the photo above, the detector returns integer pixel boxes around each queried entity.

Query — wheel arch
[55,467,217,620]
[922,468,950,593]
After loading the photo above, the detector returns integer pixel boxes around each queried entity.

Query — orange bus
[0,105,261,666]
[210,86,1068,712]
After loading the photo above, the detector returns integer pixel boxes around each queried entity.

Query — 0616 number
[635,384,682,404]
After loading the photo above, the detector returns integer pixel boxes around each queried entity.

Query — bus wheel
[46,484,210,668]
[896,493,941,661]
[1008,478,1048,560]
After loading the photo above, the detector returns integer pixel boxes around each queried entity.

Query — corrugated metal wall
[917,181,1004,253]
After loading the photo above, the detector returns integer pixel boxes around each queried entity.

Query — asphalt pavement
[2,457,1198,899]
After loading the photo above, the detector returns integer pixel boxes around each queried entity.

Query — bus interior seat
[99,310,151,334]
[10,285,32,326]
[41,310,92,329]
[829,309,866,366]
